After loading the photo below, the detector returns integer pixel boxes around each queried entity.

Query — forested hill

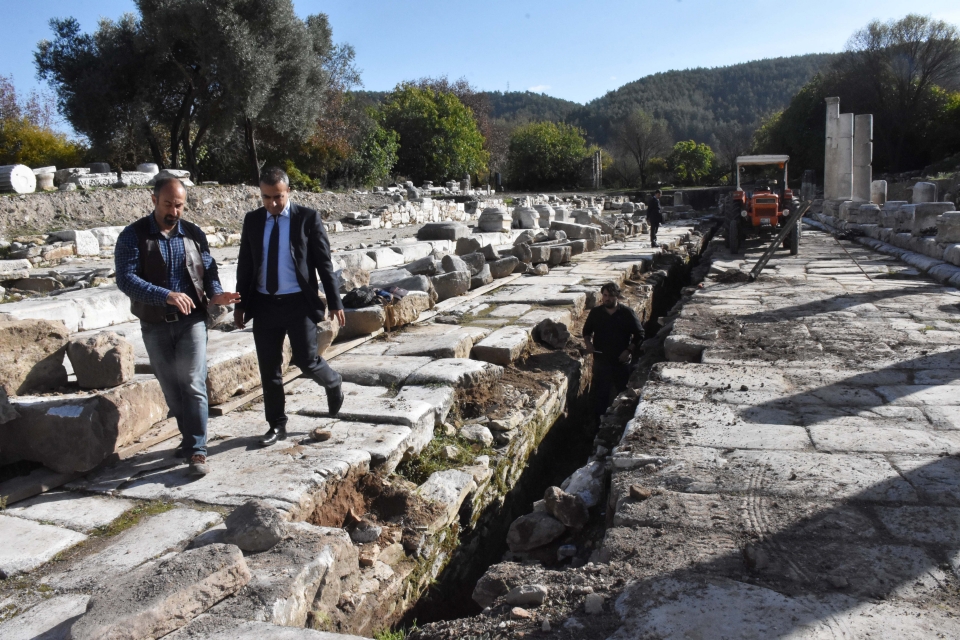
[581,53,837,144]
[354,53,835,144]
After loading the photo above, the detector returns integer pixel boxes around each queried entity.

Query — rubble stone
[506,512,565,552]
[224,500,287,552]
[432,271,470,302]
[543,486,589,530]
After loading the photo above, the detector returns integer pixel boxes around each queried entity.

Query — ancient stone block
[70,544,251,640]
[340,306,386,340]
[489,256,519,279]
[432,271,470,302]
[936,211,960,244]
[913,202,954,237]
[470,264,493,289]
[0,319,69,395]
[456,236,482,256]
[384,291,432,329]
[506,512,565,552]
[67,331,135,389]
[478,208,512,233]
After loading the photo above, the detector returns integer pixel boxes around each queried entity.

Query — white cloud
[527,84,551,93]
[609,76,617,80]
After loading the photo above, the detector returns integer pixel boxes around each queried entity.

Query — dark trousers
[649,220,660,244]
[252,294,341,428]
[592,358,631,417]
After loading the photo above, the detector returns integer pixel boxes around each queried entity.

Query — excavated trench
[392,220,719,632]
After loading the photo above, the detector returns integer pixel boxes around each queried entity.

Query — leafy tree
[36,1,358,182]
[0,75,85,167]
[380,84,488,183]
[507,121,589,189]
[611,109,672,187]
[668,140,715,185]
[755,15,960,176]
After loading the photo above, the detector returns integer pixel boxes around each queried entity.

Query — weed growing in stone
[395,429,494,485]
[91,500,175,538]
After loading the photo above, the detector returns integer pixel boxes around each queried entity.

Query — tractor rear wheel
[788,221,800,255]
[728,219,740,253]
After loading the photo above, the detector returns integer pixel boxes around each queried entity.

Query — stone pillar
[870,180,887,206]
[853,114,873,202]
[674,191,683,207]
[912,182,937,204]
[837,113,854,201]
[824,98,840,200]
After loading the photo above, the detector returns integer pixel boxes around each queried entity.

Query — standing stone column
[824,98,840,200]
[871,180,887,206]
[837,113,854,201]
[853,114,873,202]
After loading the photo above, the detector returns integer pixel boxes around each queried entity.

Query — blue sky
[4,0,960,113]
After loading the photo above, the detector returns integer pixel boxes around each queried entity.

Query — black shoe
[174,443,189,459]
[259,425,287,447]
[327,384,344,417]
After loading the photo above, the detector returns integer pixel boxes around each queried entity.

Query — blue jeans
[140,315,208,456]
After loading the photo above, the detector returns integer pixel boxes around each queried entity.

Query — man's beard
[603,300,617,308]
[163,214,178,226]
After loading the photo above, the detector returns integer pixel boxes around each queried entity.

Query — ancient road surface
[607,223,960,637]
[414,222,960,639]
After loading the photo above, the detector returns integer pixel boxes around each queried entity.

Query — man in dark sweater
[582,282,645,417]
[647,189,663,247]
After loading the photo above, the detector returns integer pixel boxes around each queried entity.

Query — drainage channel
[393,219,719,636]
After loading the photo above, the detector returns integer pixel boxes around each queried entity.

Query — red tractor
[724,155,801,255]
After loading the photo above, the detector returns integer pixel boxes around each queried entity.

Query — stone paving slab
[404,358,503,388]
[0,515,87,577]
[332,354,434,386]
[0,594,90,640]
[42,507,220,590]
[471,326,531,365]
[3,491,134,532]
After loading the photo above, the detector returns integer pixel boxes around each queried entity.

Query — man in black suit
[647,189,663,247]
[234,166,346,446]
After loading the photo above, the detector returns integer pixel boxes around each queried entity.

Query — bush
[507,121,589,189]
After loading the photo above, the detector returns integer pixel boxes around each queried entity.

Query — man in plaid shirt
[116,177,240,476]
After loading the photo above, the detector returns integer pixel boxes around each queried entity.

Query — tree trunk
[180,126,199,183]
[142,122,165,169]
[243,117,261,185]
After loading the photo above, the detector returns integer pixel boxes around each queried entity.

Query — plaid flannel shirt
[115,215,223,307]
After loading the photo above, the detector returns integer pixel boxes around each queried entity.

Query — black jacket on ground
[235,203,343,324]
[647,196,663,224]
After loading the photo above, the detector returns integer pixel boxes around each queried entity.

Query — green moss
[91,500,176,538]
[395,428,494,485]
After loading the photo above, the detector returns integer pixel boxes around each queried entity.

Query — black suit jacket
[647,196,663,224]
[235,203,343,324]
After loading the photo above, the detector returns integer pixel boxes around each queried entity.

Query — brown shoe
[188,454,210,476]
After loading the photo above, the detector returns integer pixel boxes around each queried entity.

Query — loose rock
[543,486,589,530]
[66,331,135,389]
[223,500,286,552]
[506,512,566,552]
[505,584,549,607]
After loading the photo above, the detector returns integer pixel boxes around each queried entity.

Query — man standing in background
[234,167,346,446]
[116,177,240,477]
[647,189,663,247]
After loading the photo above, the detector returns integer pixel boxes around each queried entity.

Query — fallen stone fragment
[533,318,570,349]
[340,306,386,340]
[67,331,135,389]
[460,251,486,276]
[531,263,549,276]
[489,256,520,279]
[470,263,493,289]
[350,520,382,543]
[506,512,566,552]
[460,424,494,447]
[629,485,653,501]
[358,545,380,567]
[511,607,533,620]
[584,593,604,614]
[456,236,482,255]
[311,427,333,442]
[69,543,251,640]
[223,500,286,552]
[544,486,589,530]
[506,584,549,607]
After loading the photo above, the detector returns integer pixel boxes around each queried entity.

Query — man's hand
[332,309,345,327]
[166,291,195,315]
[211,291,241,306]
[234,309,246,330]
[618,349,632,364]
[584,340,595,354]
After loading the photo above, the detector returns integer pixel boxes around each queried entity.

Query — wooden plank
[0,467,82,506]
[117,419,180,460]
